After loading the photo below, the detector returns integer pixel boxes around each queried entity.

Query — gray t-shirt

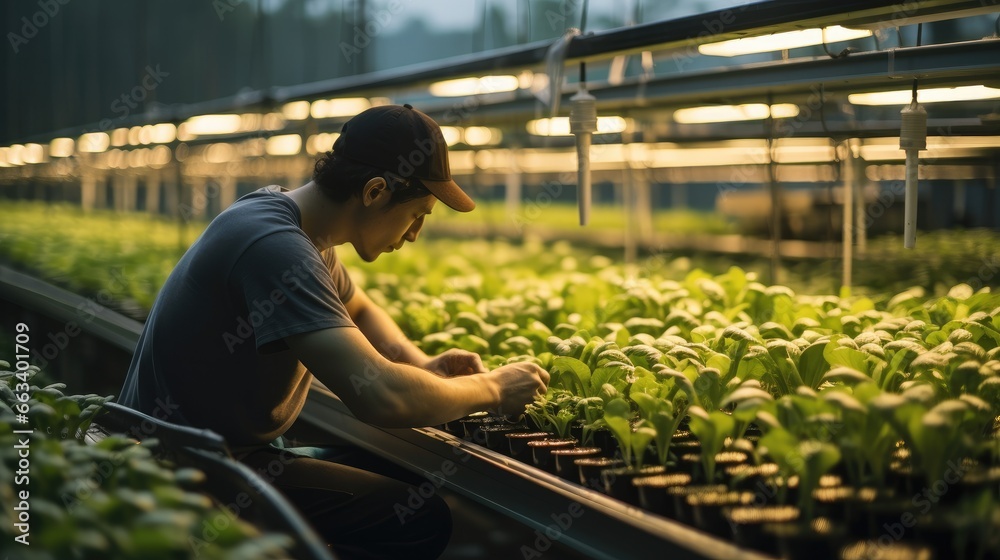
[119,186,357,447]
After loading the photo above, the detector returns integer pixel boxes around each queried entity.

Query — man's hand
[488,362,550,417]
[423,348,487,377]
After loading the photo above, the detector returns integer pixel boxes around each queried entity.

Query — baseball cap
[332,104,475,212]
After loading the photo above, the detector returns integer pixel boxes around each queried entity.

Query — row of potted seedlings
[436,289,1000,559]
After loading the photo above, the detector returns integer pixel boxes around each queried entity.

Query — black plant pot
[460,414,503,441]
[783,474,844,507]
[601,465,668,506]
[478,424,529,454]
[812,486,884,537]
[551,447,602,482]
[632,473,692,517]
[669,439,702,461]
[769,517,849,560]
[665,484,727,525]
[575,457,625,491]
[585,427,618,457]
[725,463,780,493]
[506,431,551,462]
[678,451,749,484]
[528,438,577,474]
[439,418,465,436]
[725,505,801,557]
[688,489,756,538]
[856,495,913,540]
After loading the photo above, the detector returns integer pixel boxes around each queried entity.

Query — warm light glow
[50,138,74,158]
[464,126,501,146]
[127,149,147,168]
[128,126,142,146]
[21,143,44,164]
[78,133,110,153]
[310,98,371,118]
[859,135,1000,160]
[0,147,11,167]
[138,125,153,145]
[429,75,519,97]
[673,103,799,124]
[848,85,1000,106]
[282,101,312,120]
[183,114,243,136]
[149,145,172,168]
[150,123,177,144]
[306,132,340,155]
[526,116,629,136]
[205,143,237,163]
[266,134,302,156]
[699,26,872,57]
[260,113,284,131]
[111,128,129,147]
[518,70,534,89]
[7,145,25,165]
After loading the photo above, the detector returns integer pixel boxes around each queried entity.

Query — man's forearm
[353,301,430,366]
[288,327,498,427]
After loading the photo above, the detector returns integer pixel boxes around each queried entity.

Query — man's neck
[283,181,354,251]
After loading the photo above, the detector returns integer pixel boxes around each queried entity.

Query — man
[119,104,550,559]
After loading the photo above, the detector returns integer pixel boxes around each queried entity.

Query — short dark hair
[312,151,433,206]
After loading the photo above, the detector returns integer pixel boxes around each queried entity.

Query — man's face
[355,192,436,262]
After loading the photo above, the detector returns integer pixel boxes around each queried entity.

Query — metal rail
[0,265,141,352]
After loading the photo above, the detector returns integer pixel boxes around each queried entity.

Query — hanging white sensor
[570,87,597,226]
[900,100,926,248]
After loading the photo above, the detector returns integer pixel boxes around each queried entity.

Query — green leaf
[798,342,831,390]
[551,357,591,396]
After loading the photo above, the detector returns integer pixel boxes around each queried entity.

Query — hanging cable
[821,26,854,59]
[901,23,926,249]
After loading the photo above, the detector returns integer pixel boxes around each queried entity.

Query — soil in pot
[631,473,692,517]
[506,431,551,462]
[839,539,934,560]
[528,438,577,474]
[551,447,602,482]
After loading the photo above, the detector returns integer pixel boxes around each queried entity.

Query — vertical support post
[505,155,522,221]
[841,141,854,293]
[767,148,782,285]
[146,170,161,215]
[81,173,96,212]
[852,141,867,254]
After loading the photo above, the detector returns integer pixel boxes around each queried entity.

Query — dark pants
[238,444,452,560]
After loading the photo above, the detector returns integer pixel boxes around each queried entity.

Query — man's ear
[361,177,389,207]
